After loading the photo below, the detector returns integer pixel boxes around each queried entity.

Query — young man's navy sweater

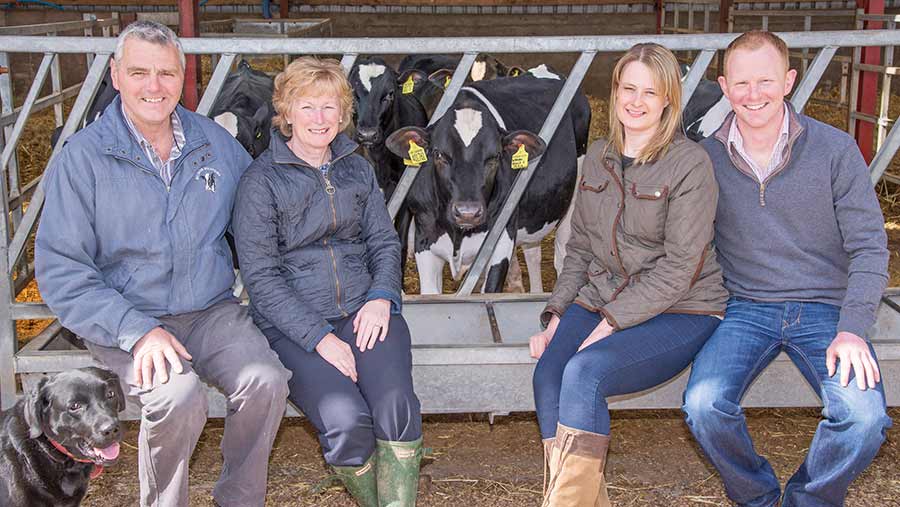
[701,105,889,338]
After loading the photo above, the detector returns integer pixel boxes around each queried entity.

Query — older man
[682,31,892,507]
[35,21,290,507]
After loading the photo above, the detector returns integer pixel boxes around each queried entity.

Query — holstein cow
[209,59,274,158]
[50,68,118,148]
[349,56,430,200]
[398,54,522,117]
[386,74,590,294]
[680,63,731,141]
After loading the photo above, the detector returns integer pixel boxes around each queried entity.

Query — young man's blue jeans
[533,304,720,438]
[683,298,892,507]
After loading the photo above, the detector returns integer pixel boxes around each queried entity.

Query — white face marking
[357,63,386,92]
[470,61,487,81]
[697,96,733,138]
[528,64,560,80]
[453,108,482,147]
[213,112,239,138]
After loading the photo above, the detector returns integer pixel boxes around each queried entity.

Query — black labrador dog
[0,367,125,507]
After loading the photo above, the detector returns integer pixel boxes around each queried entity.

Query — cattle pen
[0,29,897,423]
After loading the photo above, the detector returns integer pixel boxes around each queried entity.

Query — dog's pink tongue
[94,442,120,460]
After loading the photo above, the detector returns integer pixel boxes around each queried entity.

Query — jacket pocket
[579,178,609,193]
[623,183,669,240]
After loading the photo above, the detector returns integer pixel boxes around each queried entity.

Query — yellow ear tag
[402,75,415,95]
[511,69,520,77]
[444,75,451,89]
[511,144,529,170]
[404,140,428,166]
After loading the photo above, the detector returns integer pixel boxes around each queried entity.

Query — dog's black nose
[99,421,120,438]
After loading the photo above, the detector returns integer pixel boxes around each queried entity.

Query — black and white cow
[349,57,431,200]
[680,63,732,141]
[398,54,523,117]
[386,74,590,294]
[50,68,118,148]
[209,60,274,158]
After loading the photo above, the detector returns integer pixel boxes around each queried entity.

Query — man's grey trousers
[86,300,291,507]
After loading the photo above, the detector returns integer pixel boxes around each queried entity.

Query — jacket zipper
[321,167,347,317]
[602,159,631,301]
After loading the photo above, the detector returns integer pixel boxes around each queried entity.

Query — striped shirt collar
[727,103,790,183]
[121,102,185,186]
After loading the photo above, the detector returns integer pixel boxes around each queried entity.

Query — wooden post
[281,0,290,20]
[856,0,884,163]
[178,0,200,111]
[718,0,731,33]
[656,0,663,34]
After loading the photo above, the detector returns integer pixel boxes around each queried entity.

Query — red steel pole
[178,0,200,111]
[856,0,884,163]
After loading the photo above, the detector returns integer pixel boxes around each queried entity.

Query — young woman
[530,43,728,506]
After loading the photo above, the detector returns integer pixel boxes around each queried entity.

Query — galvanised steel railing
[2,30,900,410]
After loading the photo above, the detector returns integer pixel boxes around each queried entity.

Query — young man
[683,30,892,507]
[35,21,290,506]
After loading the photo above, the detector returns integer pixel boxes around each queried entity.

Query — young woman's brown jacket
[542,135,728,330]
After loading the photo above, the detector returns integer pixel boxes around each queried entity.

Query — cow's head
[349,58,428,147]
[386,99,545,230]
[213,100,272,158]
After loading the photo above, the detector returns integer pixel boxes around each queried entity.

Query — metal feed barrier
[1,31,899,419]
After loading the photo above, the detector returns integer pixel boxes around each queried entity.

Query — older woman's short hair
[272,57,354,137]
[115,20,185,69]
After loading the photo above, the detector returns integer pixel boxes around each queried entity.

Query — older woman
[530,43,729,506]
[232,57,422,507]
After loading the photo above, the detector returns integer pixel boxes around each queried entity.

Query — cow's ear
[506,66,526,78]
[503,130,546,159]
[427,69,454,90]
[386,127,430,159]
[397,69,429,92]
[252,103,271,127]
[24,376,48,439]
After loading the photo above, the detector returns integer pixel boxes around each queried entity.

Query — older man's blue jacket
[35,96,252,352]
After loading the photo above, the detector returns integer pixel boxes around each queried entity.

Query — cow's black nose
[355,128,380,144]
[451,202,484,226]
[99,421,120,438]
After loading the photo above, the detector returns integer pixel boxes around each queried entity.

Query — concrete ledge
[16,293,900,420]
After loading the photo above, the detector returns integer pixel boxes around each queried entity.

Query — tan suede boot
[542,438,555,496]
[542,423,611,507]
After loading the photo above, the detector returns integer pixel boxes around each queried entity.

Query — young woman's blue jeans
[682,298,892,507]
[533,304,720,438]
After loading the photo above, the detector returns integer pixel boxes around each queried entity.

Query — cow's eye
[382,91,394,103]
[106,390,116,399]
[68,402,82,412]
[433,151,451,166]
[256,130,262,139]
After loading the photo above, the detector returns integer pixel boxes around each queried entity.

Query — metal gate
[1,30,899,416]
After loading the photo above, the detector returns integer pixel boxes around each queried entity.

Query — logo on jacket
[195,167,221,193]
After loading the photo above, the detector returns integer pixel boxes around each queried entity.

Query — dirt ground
[79,408,900,506]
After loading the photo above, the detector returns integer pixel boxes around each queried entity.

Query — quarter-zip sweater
[702,104,889,337]
[232,131,402,353]
[36,96,252,351]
